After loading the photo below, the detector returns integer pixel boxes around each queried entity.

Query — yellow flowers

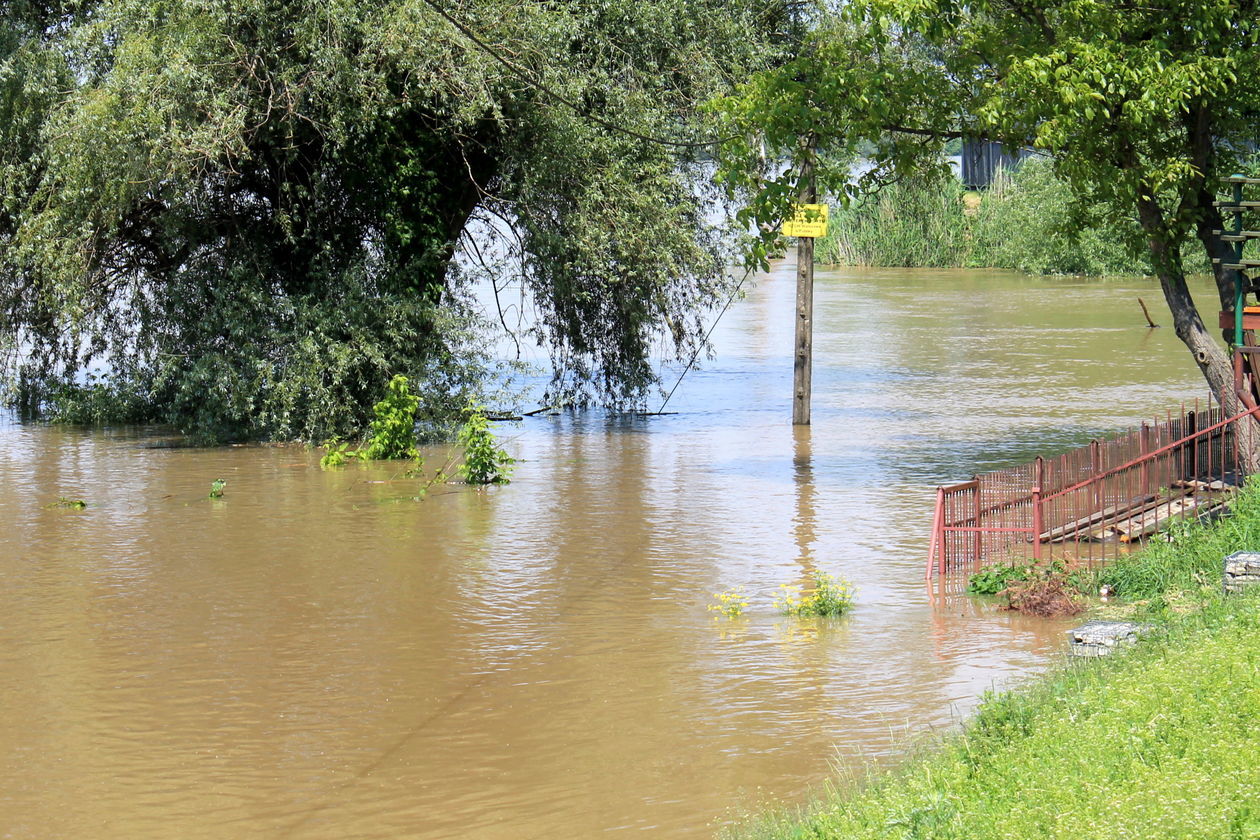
[708,573,857,619]
[775,571,855,617]
[708,586,749,618]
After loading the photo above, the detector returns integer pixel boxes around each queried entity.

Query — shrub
[999,564,1084,617]
[457,404,515,485]
[360,375,420,461]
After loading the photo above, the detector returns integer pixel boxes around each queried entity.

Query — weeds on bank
[725,591,1260,840]
[966,562,1030,595]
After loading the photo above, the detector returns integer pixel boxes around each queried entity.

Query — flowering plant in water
[775,571,855,617]
[708,586,749,618]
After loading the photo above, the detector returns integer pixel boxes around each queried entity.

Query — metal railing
[927,393,1258,579]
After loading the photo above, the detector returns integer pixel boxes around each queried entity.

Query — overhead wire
[653,266,754,414]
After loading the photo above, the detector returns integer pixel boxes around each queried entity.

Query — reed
[817,159,1208,277]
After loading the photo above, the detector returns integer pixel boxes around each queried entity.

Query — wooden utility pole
[793,149,817,425]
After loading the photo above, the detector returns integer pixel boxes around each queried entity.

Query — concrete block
[1223,551,1260,594]
[1068,620,1153,658]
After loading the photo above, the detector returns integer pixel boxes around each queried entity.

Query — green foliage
[966,562,1030,596]
[208,479,226,499]
[815,171,971,268]
[361,375,421,461]
[708,586,749,618]
[319,441,361,469]
[775,571,855,617]
[1,1,794,439]
[47,497,87,510]
[725,592,1260,840]
[713,1,1260,393]
[457,404,514,485]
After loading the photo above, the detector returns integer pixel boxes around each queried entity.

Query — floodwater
[0,264,1211,839]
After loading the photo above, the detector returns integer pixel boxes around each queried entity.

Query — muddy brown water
[0,265,1212,838]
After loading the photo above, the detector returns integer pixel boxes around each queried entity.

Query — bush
[999,563,1085,617]
[360,375,420,461]
[457,404,515,485]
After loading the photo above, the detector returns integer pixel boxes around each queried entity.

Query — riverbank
[729,482,1260,839]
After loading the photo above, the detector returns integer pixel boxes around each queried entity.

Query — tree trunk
[1137,193,1260,474]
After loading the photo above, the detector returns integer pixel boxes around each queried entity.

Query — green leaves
[361,375,420,461]
[2,0,793,437]
[456,402,514,485]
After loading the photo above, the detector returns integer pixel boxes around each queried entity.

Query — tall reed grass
[817,159,1209,277]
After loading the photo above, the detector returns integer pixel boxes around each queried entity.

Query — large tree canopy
[715,0,1260,411]
[0,0,793,440]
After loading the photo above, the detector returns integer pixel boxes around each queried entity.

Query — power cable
[653,266,753,414]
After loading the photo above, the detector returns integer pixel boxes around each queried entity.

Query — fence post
[927,485,945,579]
[973,481,983,568]
[1031,487,1043,561]
[1032,456,1045,562]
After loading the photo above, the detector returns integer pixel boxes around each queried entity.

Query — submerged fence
[927,395,1260,580]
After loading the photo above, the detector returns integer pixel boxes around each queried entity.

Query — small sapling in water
[457,403,515,485]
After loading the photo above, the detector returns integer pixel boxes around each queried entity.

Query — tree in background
[0,0,793,440]
[715,1,1260,420]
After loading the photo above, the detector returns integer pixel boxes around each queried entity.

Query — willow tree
[715,1,1260,420]
[0,0,794,440]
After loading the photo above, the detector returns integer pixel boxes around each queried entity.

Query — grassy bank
[728,483,1260,840]
[816,159,1209,277]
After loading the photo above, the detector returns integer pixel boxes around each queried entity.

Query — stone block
[1224,551,1260,594]
[1067,620,1153,658]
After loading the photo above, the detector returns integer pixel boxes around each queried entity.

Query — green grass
[1090,479,1260,605]
[728,592,1260,840]
[727,480,1260,840]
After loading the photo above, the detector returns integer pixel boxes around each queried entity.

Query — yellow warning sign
[781,203,829,238]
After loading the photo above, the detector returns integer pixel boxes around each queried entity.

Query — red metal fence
[927,394,1259,580]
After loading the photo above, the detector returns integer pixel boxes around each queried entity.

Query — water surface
[0,264,1210,838]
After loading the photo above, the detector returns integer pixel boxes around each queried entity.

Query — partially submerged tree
[715,1,1260,428]
[1,0,793,440]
